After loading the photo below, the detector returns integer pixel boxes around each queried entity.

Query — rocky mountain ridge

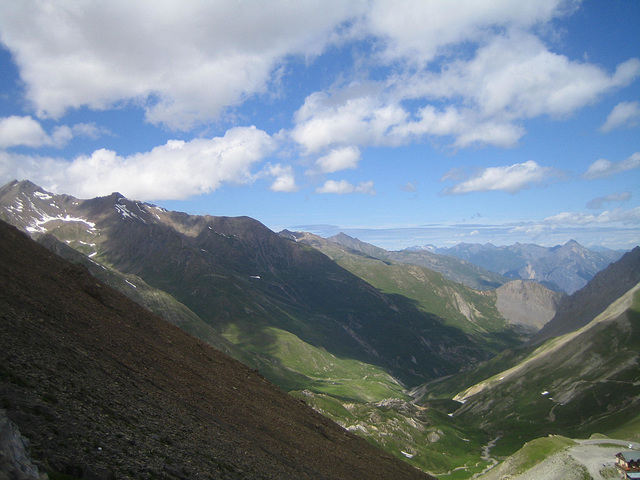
[327,232,510,291]
[529,246,640,345]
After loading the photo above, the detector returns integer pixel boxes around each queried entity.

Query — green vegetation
[292,389,492,477]
[507,436,575,474]
[224,325,407,402]
[308,236,523,354]
[608,412,640,441]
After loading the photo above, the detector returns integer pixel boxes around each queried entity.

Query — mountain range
[0,218,434,479]
[411,241,625,294]
[1,179,638,478]
[0,180,503,393]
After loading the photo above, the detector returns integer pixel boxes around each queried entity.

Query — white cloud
[0,115,73,148]
[316,179,375,195]
[365,0,573,65]
[600,101,640,132]
[292,28,640,154]
[0,1,364,130]
[0,126,275,200]
[315,146,361,173]
[292,90,408,154]
[0,116,48,148]
[543,207,640,225]
[441,160,558,195]
[0,116,108,149]
[397,31,640,123]
[586,191,631,210]
[583,152,640,179]
[264,163,299,192]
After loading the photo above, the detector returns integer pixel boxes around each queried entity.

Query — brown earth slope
[0,220,434,480]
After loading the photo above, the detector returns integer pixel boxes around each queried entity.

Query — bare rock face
[0,410,46,480]
[495,280,564,333]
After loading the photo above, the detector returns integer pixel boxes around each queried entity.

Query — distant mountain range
[407,241,625,294]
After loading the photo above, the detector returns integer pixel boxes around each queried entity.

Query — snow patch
[401,451,414,459]
[125,279,137,289]
[33,191,52,201]
[115,203,147,223]
[27,214,96,234]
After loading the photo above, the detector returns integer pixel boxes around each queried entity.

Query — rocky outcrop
[0,410,46,480]
[495,280,564,333]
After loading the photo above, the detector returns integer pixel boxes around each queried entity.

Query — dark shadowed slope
[529,246,640,346]
[0,220,434,480]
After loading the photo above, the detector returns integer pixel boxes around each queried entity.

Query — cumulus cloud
[0,126,275,200]
[315,146,361,173]
[441,160,558,195]
[292,28,640,154]
[263,163,299,192]
[583,152,640,179]
[316,179,376,195]
[365,0,573,65]
[0,116,109,149]
[408,32,640,120]
[586,191,631,210]
[600,101,640,132]
[0,116,71,148]
[0,1,363,130]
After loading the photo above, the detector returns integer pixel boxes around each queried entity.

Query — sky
[0,1,639,251]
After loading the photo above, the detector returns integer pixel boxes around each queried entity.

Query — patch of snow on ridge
[26,213,97,234]
[115,203,147,223]
[33,191,52,201]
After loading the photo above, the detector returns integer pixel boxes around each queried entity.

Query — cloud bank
[1,126,274,200]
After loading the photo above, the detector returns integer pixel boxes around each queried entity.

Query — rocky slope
[0,219,435,480]
[495,280,565,334]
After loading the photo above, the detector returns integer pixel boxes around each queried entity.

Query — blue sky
[0,1,638,250]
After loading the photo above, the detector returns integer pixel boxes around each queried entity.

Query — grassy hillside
[449,283,640,455]
[291,231,523,354]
